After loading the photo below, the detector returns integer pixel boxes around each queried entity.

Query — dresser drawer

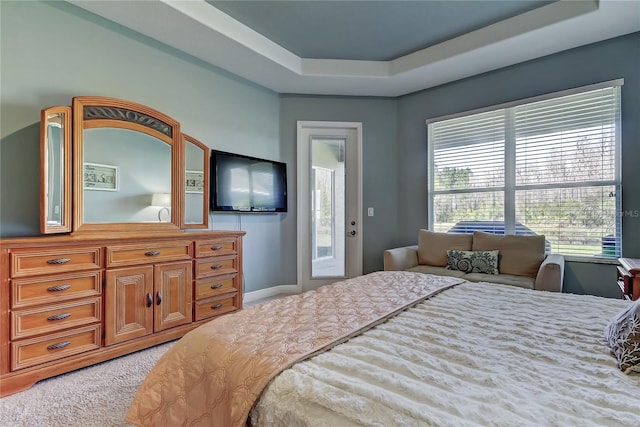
[11,297,102,340]
[11,324,101,371]
[195,274,237,300]
[194,294,238,321]
[195,238,237,258]
[106,241,192,267]
[11,271,102,309]
[10,247,102,278]
[195,255,237,278]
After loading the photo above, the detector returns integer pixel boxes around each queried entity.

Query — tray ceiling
[69,0,640,97]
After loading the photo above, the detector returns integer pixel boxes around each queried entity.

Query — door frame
[296,121,363,292]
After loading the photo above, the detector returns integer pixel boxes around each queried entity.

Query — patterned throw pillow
[604,299,640,374]
[446,250,499,275]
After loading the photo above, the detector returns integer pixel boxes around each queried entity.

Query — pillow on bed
[446,250,499,275]
[604,299,640,374]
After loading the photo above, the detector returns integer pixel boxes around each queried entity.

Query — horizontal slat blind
[428,84,621,258]
[515,87,618,185]
[432,110,505,191]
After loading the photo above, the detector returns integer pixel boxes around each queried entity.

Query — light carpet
[0,341,174,427]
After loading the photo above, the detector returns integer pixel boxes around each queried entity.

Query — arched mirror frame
[40,106,72,234]
[181,133,210,229]
[72,96,184,234]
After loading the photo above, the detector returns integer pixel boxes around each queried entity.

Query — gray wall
[396,32,640,298]
[0,0,287,292]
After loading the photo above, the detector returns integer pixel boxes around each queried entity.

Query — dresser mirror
[182,134,209,228]
[72,96,183,234]
[82,127,172,223]
[40,106,72,234]
[39,96,210,235]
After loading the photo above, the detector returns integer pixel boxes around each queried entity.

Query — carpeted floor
[0,341,175,427]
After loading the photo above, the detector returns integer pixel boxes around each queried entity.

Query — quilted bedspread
[251,281,640,426]
[126,271,464,427]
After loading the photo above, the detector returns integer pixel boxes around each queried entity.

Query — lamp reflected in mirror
[151,192,171,222]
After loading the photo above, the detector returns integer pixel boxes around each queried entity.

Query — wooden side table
[617,258,640,301]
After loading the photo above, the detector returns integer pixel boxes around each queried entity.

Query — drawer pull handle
[211,303,223,309]
[146,293,153,308]
[47,258,71,265]
[211,283,223,289]
[47,313,71,321]
[156,291,163,305]
[47,341,71,350]
[145,251,161,257]
[211,245,223,250]
[47,284,71,292]
[211,264,223,270]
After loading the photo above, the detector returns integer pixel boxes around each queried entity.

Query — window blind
[428,83,621,258]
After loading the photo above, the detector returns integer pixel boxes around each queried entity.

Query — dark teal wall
[277,34,639,296]
[279,96,399,275]
[395,32,640,298]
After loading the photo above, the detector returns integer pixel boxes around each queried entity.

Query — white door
[297,121,362,291]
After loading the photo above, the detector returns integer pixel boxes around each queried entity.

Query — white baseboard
[244,284,301,303]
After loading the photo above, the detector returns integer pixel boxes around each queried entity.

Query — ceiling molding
[68,0,640,97]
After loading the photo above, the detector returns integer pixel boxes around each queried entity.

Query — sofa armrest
[534,254,565,292]
[384,245,419,271]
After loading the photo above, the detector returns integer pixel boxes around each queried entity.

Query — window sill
[562,255,619,265]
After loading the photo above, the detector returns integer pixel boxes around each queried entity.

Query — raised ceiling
[210,0,554,61]
[69,0,640,97]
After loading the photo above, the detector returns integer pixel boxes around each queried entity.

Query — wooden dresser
[0,230,244,396]
[617,258,640,301]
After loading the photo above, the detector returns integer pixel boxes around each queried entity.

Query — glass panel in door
[311,138,345,278]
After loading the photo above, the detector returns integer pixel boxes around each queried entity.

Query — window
[427,81,622,258]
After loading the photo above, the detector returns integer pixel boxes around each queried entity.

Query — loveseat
[384,230,565,292]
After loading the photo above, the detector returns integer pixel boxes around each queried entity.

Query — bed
[126,271,640,427]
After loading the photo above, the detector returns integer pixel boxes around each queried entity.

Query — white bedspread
[251,281,640,426]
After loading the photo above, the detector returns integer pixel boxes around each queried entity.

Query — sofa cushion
[407,265,468,278]
[446,250,499,274]
[418,230,473,267]
[471,231,545,278]
[463,273,535,289]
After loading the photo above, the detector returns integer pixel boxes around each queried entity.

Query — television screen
[211,151,287,212]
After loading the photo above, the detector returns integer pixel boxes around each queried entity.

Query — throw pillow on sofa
[446,250,500,275]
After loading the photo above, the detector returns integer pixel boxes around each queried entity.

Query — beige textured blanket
[251,281,640,426]
[125,271,464,427]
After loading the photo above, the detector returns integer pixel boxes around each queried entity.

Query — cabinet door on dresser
[154,261,193,332]
[104,261,193,345]
[104,266,154,345]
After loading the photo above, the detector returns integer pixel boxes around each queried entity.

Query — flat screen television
[210,150,287,213]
